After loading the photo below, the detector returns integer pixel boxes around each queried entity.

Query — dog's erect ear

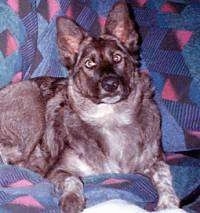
[56,17,87,69]
[104,0,138,53]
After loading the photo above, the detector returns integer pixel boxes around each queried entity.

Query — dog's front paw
[156,194,180,210]
[60,192,85,213]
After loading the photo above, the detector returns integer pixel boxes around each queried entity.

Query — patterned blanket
[0,0,199,212]
[0,158,199,212]
[0,165,159,212]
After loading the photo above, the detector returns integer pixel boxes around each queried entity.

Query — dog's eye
[85,59,96,69]
[112,53,122,63]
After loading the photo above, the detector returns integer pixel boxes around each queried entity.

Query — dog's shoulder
[32,76,69,102]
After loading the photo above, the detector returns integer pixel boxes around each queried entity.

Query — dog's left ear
[104,0,138,53]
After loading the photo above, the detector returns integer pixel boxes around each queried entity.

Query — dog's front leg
[47,171,85,213]
[146,161,180,210]
[43,91,67,159]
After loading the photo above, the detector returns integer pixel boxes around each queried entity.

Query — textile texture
[0,165,159,212]
[0,0,199,212]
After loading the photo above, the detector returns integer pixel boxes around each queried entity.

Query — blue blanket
[0,161,199,212]
[0,165,158,212]
[0,0,199,212]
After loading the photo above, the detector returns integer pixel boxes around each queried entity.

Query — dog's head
[57,1,139,104]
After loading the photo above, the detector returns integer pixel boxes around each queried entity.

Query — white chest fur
[81,103,133,170]
[80,103,132,126]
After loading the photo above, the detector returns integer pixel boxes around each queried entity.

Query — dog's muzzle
[99,75,126,104]
[101,76,119,93]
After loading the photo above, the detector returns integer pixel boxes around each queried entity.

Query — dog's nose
[101,76,119,92]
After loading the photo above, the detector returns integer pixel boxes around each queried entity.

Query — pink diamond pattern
[8,179,33,188]
[161,2,186,13]
[7,0,19,13]
[161,30,193,51]
[66,5,73,18]
[162,79,179,101]
[11,195,44,208]
[175,30,193,50]
[0,30,18,57]
[6,31,18,56]
[38,0,60,22]
[47,0,60,20]
[132,0,148,7]
[102,178,128,185]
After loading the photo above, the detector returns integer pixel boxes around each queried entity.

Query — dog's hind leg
[0,81,45,165]
[42,91,67,159]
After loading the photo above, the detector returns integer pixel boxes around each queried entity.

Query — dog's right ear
[104,1,138,53]
[56,17,87,69]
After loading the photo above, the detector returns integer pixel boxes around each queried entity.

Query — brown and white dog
[0,1,179,212]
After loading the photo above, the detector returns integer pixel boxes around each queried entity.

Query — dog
[0,1,179,212]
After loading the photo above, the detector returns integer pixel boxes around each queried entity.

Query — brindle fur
[0,1,179,212]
